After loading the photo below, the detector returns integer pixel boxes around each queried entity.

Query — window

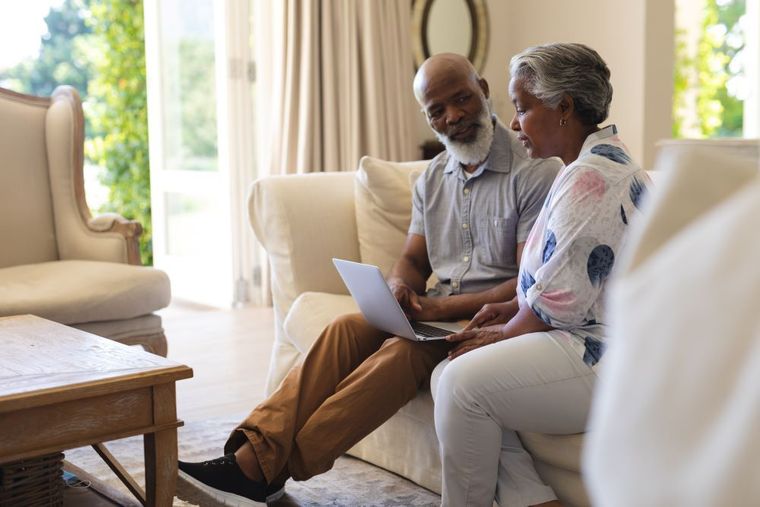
[674,0,758,138]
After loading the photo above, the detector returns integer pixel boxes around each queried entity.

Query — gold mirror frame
[411,0,489,72]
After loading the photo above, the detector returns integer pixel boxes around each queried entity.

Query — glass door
[144,0,258,307]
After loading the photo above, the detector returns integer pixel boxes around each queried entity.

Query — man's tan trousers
[224,313,451,482]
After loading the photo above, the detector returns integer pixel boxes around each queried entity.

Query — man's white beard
[435,103,494,166]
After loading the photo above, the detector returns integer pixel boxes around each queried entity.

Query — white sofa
[248,156,588,506]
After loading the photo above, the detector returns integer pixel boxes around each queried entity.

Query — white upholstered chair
[0,86,171,355]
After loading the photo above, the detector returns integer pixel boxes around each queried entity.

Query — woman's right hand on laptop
[465,300,518,330]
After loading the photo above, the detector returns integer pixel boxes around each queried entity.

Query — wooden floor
[158,300,276,423]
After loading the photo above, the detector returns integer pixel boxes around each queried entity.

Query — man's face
[418,74,488,144]
[417,72,494,166]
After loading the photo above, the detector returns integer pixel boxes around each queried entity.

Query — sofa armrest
[248,171,361,333]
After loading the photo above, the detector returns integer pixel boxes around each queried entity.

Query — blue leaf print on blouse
[531,304,553,326]
[520,271,536,296]
[629,176,646,209]
[590,144,631,164]
[587,245,615,287]
[620,204,628,225]
[542,230,557,263]
[583,336,605,367]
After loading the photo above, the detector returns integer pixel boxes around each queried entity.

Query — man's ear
[478,78,490,99]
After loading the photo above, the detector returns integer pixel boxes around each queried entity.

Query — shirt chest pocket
[475,215,517,268]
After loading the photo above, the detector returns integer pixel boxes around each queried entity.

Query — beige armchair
[0,86,171,356]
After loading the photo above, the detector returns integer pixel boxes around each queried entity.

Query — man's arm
[419,276,518,322]
[419,241,526,321]
[387,234,433,315]
[390,240,527,322]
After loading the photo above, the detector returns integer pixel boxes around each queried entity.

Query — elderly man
[178,53,560,506]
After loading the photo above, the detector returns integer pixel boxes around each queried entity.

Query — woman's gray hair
[509,43,612,125]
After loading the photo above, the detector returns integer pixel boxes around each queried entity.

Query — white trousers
[432,331,597,507]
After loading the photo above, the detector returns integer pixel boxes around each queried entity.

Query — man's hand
[389,279,423,317]
[446,325,505,360]
[389,279,445,321]
[409,296,444,321]
[464,301,518,330]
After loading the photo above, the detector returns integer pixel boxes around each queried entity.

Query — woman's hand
[446,325,506,360]
[464,301,518,330]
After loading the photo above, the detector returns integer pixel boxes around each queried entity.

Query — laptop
[332,258,462,341]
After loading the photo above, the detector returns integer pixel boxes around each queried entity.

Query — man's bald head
[413,53,485,104]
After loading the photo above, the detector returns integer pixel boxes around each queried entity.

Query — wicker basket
[0,453,64,507]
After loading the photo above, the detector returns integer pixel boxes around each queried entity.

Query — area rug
[63,417,440,506]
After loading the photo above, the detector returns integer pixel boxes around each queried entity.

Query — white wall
[415,0,675,169]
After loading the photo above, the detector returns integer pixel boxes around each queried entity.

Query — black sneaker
[178,454,285,506]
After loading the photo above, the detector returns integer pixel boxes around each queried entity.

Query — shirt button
[463,188,470,195]
[535,283,543,291]
[462,223,469,229]
[463,256,469,262]
[452,281,459,289]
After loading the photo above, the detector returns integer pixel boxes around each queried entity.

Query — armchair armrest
[87,213,143,265]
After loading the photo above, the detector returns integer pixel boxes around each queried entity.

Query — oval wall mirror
[411,0,489,72]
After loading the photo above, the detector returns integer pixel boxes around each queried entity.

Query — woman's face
[508,78,564,159]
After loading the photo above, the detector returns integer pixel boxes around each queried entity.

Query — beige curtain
[254,0,419,175]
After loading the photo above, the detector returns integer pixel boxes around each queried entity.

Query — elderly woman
[433,43,651,507]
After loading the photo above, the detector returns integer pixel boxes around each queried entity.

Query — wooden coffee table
[0,315,193,506]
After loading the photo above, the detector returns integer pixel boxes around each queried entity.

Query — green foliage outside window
[672,28,691,138]
[85,0,151,265]
[167,39,218,172]
[673,0,745,138]
[2,2,91,95]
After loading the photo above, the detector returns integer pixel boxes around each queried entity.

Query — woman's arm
[446,303,552,360]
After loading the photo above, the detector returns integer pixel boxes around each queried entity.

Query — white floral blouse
[516,125,652,368]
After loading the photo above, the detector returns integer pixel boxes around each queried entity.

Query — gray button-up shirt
[409,118,561,296]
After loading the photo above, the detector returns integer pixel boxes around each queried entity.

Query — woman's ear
[559,94,575,115]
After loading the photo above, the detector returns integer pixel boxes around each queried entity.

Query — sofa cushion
[0,259,170,324]
[354,156,429,276]
[284,292,359,353]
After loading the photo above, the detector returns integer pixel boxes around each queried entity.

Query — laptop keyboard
[411,321,452,338]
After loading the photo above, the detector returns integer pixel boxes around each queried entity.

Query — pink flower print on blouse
[571,169,607,201]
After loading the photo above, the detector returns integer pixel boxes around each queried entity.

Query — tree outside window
[674,0,746,138]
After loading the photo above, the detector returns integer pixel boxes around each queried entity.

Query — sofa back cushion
[0,90,58,268]
[354,156,429,276]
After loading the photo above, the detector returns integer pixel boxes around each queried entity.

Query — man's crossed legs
[179,313,450,505]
